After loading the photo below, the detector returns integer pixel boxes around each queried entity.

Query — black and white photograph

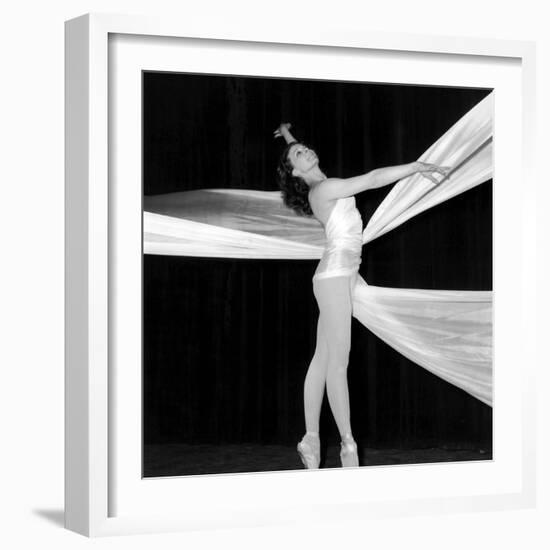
[4,0,543,544]
[142,72,493,478]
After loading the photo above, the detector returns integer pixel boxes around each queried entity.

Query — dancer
[274,122,450,469]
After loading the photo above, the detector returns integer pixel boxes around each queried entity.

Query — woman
[274,122,451,469]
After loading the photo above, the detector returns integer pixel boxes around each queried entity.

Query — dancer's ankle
[301,431,320,451]
[297,432,321,469]
[339,432,359,467]
[340,431,354,442]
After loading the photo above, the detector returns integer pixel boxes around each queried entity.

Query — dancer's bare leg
[313,275,355,437]
[297,317,327,468]
[303,317,328,434]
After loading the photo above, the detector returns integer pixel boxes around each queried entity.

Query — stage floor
[143,443,492,477]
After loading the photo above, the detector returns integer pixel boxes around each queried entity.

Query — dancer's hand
[415,161,452,185]
[273,122,292,139]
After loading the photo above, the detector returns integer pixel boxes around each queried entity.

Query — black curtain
[143,72,492,448]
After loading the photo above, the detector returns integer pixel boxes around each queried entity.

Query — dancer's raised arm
[273,122,298,145]
[316,161,451,200]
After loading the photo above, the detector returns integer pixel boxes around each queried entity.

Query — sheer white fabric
[353,279,492,406]
[363,93,492,243]
[143,93,494,406]
[144,189,325,258]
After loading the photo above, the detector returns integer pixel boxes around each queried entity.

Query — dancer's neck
[304,166,328,187]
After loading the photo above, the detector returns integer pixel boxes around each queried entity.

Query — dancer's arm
[273,122,298,144]
[317,161,451,200]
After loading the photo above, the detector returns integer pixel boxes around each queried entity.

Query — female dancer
[274,123,450,469]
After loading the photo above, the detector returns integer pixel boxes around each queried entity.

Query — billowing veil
[144,93,494,406]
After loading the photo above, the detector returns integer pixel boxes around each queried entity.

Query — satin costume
[312,196,363,281]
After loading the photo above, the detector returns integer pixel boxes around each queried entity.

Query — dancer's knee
[311,347,328,367]
[327,352,350,376]
[327,338,350,365]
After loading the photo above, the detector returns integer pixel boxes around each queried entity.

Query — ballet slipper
[297,434,320,469]
[340,434,359,468]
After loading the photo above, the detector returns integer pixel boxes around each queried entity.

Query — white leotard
[312,196,363,281]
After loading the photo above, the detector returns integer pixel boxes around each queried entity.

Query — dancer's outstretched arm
[273,122,298,144]
[317,161,452,200]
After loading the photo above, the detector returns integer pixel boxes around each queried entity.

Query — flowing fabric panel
[144,189,325,258]
[352,277,492,406]
[363,93,493,243]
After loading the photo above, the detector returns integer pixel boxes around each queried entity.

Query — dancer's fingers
[419,163,451,176]
[423,173,439,185]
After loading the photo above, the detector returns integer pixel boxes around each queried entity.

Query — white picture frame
[65,12,537,537]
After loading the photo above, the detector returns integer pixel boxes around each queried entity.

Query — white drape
[143,93,494,406]
[353,280,492,405]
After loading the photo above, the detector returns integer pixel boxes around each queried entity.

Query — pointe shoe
[340,435,359,468]
[297,435,320,469]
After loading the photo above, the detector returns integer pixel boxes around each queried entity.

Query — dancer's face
[288,143,319,177]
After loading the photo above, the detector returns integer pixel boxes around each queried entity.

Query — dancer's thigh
[313,276,354,358]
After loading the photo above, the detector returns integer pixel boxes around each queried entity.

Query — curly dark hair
[276,141,314,217]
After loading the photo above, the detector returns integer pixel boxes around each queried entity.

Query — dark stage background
[143,72,492,454]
